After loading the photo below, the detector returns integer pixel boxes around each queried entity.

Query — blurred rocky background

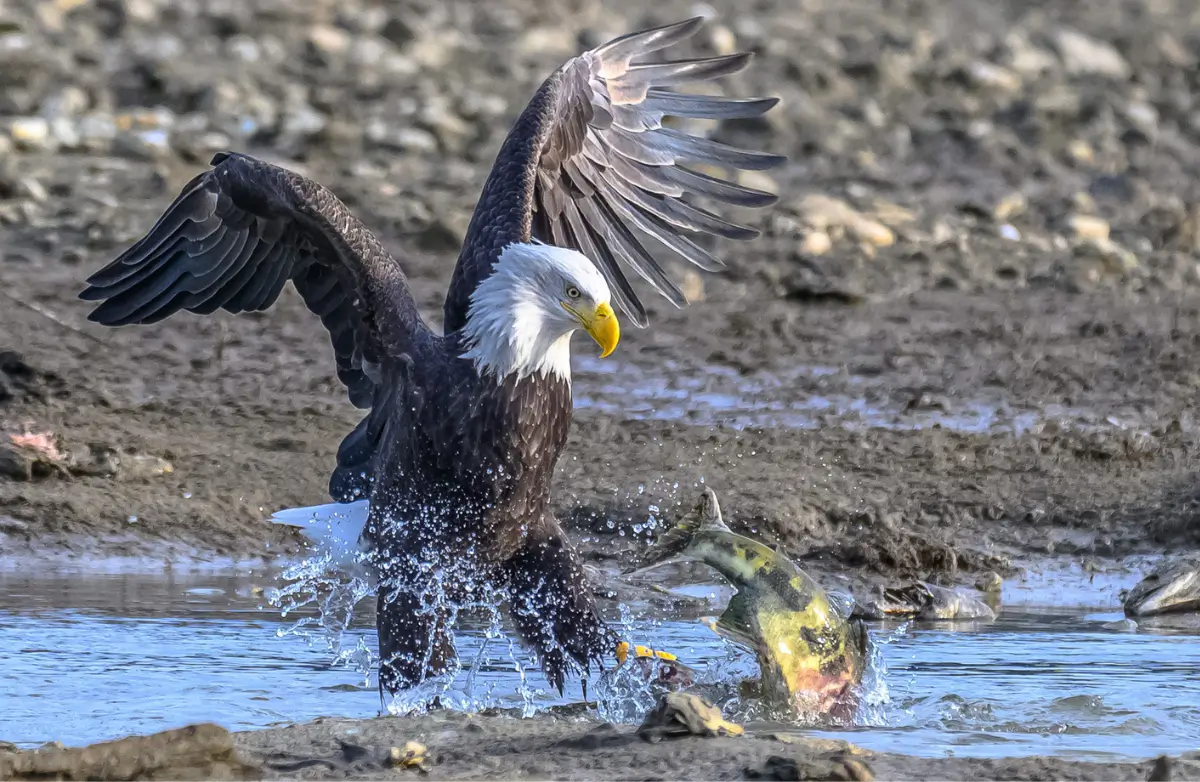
[3,0,1199,313]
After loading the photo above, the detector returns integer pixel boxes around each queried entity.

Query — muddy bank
[2,0,1200,589]
[5,713,1198,781]
[3,285,1199,590]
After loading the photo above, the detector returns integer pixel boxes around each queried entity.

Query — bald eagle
[79,17,782,696]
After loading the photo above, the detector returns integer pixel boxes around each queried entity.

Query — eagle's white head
[460,242,619,382]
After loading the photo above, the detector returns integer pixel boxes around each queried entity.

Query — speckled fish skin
[632,489,868,719]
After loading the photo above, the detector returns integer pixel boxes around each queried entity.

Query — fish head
[1123,560,1200,617]
[711,583,866,720]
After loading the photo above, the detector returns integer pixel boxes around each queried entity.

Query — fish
[1123,557,1200,617]
[624,488,869,719]
[854,581,997,622]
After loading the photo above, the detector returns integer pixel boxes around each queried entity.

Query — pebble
[1075,235,1139,273]
[0,515,30,534]
[708,24,737,56]
[16,176,48,202]
[993,192,1027,221]
[1068,214,1110,242]
[9,117,53,150]
[307,24,351,56]
[794,194,895,249]
[226,35,262,63]
[1122,101,1158,134]
[1005,33,1057,78]
[49,117,80,149]
[680,269,705,302]
[1067,139,1095,166]
[1101,618,1138,632]
[280,103,327,140]
[801,230,832,256]
[113,129,172,160]
[40,86,89,119]
[967,61,1022,93]
[1054,28,1131,80]
[76,114,118,151]
[365,121,438,154]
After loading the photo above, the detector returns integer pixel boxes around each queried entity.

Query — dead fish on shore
[1123,557,1200,617]
[853,581,997,622]
[622,488,869,720]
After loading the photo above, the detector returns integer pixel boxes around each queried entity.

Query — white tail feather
[270,500,371,576]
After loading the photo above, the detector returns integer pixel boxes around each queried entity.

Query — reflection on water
[1,564,1198,762]
[572,357,1155,436]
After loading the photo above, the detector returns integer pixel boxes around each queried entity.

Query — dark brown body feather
[78,18,782,696]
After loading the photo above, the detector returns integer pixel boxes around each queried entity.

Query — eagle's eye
[565,285,581,300]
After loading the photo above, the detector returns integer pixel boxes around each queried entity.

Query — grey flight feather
[443,16,784,331]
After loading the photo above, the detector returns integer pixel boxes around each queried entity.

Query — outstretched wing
[444,17,784,332]
[79,152,429,409]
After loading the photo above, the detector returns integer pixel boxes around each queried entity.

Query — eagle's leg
[500,516,619,695]
[374,562,459,697]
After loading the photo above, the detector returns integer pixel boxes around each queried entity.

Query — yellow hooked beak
[567,301,620,358]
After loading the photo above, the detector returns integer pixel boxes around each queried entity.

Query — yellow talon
[616,641,677,665]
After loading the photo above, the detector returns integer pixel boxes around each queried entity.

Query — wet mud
[4,713,1198,781]
[2,0,1200,776]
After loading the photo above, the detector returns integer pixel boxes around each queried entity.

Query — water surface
[1,560,1196,761]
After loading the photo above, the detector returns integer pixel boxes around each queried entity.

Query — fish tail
[623,487,728,573]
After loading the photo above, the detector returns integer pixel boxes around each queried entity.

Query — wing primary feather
[221,241,293,313]
[83,177,215,284]
[572,158,726,271]
[596,165,754,241]
[595,154,681,198]
[239,241,296,311]
[587,192,687,307]
[565,199,648,326]
[612,200,727,272]
[617,54,753,89]
[642,90,780,120]
[660,195,760,240]
[79,235,187,302]
[592,17,705,68]
[88,229,238,325]
[83,215,226,296]
[664,164,779,207]
[651,126,787,170]
[136,224,255,320]
[452,17,784,331]
[188,234,273,314]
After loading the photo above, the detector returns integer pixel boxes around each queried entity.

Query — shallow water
[1,560,1197,761]
[572,357,1155,436]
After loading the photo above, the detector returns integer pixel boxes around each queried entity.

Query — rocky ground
[4,713,1197,782]
[1,0,1200,776]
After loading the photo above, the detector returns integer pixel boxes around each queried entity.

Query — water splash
[266,550,375,678]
